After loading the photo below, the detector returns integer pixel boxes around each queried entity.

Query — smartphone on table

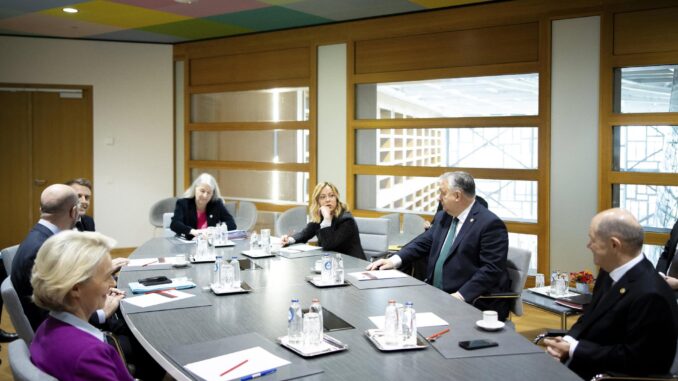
[458,339,498,350]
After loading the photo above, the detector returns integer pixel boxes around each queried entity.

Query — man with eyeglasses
[65,178,95,232]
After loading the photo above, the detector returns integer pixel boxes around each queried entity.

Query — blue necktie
[433,217,458,290]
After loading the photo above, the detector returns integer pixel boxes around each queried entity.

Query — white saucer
[475,320,505,331]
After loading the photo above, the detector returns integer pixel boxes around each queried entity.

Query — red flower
[570,270,594,284]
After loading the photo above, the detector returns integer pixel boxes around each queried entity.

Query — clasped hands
[543,337,570,361]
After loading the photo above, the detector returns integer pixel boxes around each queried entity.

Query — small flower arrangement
[570,270,595,285]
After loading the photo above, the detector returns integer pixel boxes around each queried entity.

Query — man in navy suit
[545,209,678,380]
[368,171,511,319]
[65,178,95,232]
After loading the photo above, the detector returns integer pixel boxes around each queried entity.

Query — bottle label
[324,261,332,270]
[288,308,294,322]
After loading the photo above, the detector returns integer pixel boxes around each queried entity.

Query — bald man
[545,209,678,379]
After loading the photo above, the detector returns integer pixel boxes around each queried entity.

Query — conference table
[118,237,580,381]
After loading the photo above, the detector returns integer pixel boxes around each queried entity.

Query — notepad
[278,244,322,253]
[123,290,194,308]
[184,346,290,381]
[348,270,408,281]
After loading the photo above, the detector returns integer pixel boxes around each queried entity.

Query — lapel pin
[619,288,626,295]
[470,218,475,223]
[209,214,213,218]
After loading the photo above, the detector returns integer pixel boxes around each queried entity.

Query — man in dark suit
[368,171,511,319]
[65,178,95,232]
[11,184,126,330]
[656,219,678,290]
[545,209,678,380]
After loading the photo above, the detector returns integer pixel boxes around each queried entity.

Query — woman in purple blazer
[29,230,133,381]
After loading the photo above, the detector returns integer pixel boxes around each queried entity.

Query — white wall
[550,16,601,272]
[317,44,347,198]
[0,36,174,248]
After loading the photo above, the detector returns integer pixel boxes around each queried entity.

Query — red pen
[145,288,177,298]
[220,359,248,377]
[426,328,450,341]
[142,260,158,267]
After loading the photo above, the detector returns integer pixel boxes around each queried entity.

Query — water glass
[534,273,545,288]
[303,312,322,348]
[555,277,568,296]
[260,229,271,253]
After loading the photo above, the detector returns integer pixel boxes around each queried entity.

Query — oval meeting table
[117,237,580,381]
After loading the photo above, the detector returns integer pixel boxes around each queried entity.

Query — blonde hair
[183,173,223,202]
[308,182,347,223]
[31,231,115,312]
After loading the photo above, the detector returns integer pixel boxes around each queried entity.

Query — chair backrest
[355,217,389,261]
[2,244,19,273]
[274,206,308,237]
[162,212,175,237]
[506,246,532,317]
[224,201,237,216]
[149,197,178,227]
[235,201,258,231]
[8,339,58,381]
[402,214,426,238]
[1,277,35,345]
[382,213,401,238]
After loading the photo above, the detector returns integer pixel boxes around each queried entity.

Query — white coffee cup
[482,310,498,324]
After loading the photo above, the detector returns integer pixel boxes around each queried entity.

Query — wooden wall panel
[613,6,678,55]
[354,22,539,75]
[190,47,310,87]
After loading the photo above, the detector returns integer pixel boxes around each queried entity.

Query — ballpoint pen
[220,359,248,377]
[240,368,277,381]
[426,327,450,341]
[142,259,158,267]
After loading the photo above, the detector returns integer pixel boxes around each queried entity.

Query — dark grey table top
[118,237,580,381]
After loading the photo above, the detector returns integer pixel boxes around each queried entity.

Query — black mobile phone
[458,339,498,350]
[138,276,171,286]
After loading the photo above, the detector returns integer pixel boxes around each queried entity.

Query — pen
[240,368,277,381]
[220,359,248,377]
[426,327,450,341]
[142,260,158,267]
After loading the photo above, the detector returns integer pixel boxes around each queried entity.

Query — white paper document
[369,312,449,329]
[348,270,408,281]
[126,257,180,267]
[184,346,290,381]
[123,290,195,308]
[279,244,322,253]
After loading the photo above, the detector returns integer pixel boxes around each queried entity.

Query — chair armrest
[533,329,568,344]
[591,373,678,381]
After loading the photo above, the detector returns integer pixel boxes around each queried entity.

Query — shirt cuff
[390,254,402,268]
[563,335,578,358]
[320,219,331,229]
[288,237,296,245]
[96,309,106,324]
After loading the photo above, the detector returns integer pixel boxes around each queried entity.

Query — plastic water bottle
[321,253,333,283]
[212,255,222,286]
[309,298,324,343]
[250,232,259,251]
[220,256,234,287]
[230,256,241,288]
[288,299,303,345]
[334,254,344,284]
[384,299,399,346]
[550,270,559,294]
[222,222,229,243]
[196,234,208,257]
[402,302,417,346]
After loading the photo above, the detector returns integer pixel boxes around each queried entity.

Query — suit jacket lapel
[445,204,480,262]
[570,259,647,339]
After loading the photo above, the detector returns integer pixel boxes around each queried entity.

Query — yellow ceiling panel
[41,0,190,29]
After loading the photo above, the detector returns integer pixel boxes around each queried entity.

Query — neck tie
[433,217,458,290]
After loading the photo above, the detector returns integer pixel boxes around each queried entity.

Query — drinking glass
[303,312,322,348]
[534,273,545,288]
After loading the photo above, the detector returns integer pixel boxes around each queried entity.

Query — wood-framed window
[600,3,678,262]
[347,20,551,274]
[181,45,317,213]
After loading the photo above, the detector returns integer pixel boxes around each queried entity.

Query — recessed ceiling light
[62,7,78,13]
[174,0,198,4]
